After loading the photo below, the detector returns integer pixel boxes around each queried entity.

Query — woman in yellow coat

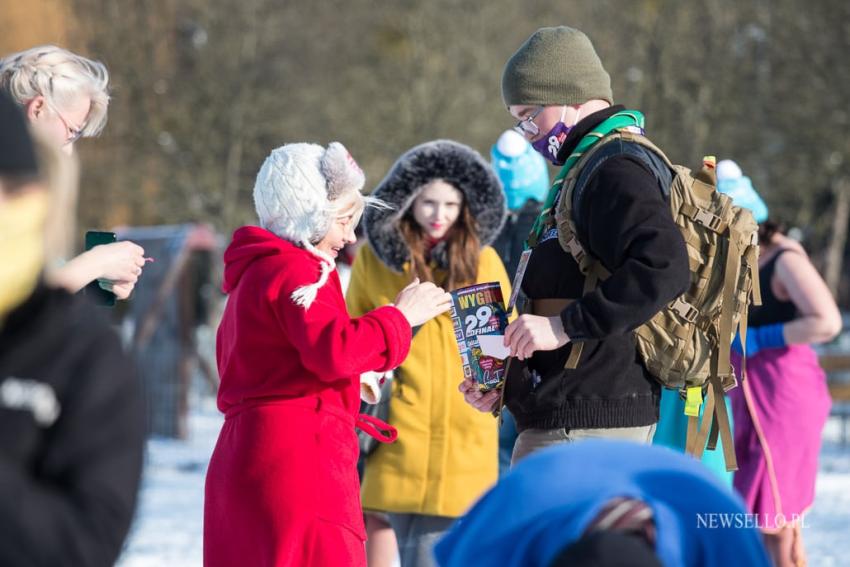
[347,140,510,567]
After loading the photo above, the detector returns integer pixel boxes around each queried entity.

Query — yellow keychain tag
[684,386,703,417]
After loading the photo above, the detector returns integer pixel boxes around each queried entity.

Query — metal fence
[115,224,221,439]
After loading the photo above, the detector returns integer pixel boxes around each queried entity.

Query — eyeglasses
[44,99,85,146]
[513,106,545,137]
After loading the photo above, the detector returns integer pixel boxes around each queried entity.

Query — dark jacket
[492,198,542,279]
[505,106,690,432]
[0,284,145,567]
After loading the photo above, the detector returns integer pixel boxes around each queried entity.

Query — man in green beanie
[460,26,690,464]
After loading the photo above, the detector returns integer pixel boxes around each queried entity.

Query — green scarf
[527,110,646,248]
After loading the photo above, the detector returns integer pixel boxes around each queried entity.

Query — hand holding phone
[84,230,117,306]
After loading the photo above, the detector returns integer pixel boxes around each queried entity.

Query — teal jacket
[652,388,734,487]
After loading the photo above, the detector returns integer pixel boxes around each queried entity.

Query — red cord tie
[356,413,398,444]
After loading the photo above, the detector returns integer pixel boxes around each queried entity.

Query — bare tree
[63,0,848,303]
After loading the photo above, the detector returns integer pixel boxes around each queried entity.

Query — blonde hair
[329,189,388,228]
[0,45,110,137]
[31,130,80,271]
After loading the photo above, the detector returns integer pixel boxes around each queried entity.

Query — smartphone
[84,230,117,307]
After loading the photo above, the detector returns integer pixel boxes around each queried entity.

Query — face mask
[0,190,48,323]
[531,106,583,166]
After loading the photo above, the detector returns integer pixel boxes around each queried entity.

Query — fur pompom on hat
[253,141,365,308]
[365,140,506,272]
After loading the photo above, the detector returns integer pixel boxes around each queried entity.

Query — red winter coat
[204,227,411,567]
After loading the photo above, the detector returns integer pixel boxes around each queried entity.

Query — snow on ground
[801,418,850,567]
[117,397,221,567]
[118,399,850,566]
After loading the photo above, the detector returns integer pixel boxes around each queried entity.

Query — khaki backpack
[554,130,762,471]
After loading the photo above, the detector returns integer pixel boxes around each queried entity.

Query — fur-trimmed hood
[364,140,507,272]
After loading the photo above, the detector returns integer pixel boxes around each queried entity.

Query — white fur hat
[253,141,365,308]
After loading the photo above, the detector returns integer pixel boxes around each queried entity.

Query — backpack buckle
[693,208,724,232]
[563,236,586,263]
[670,297,699,323]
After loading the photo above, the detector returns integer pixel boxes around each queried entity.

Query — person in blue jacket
[490,128,550,278]
[434,440,770,567]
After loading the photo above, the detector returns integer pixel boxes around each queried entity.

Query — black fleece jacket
[505,106,690,432]
[0,284,144,567]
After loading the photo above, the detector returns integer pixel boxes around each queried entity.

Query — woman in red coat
[204,142,452,567]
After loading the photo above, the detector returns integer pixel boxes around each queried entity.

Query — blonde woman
[1,45,146,299]
[204,142,451,567]
[0,91,144,566]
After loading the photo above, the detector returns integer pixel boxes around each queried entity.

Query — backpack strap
[686,414,699,456]
[556,131,673,276]
[686,359,738,471]
[700,204,744,472]
[555,131,672,370]
[563,262,609,369]
[738,239,762,381]
[570,132,674,240]
[718,226,745,380]
[687,383,715,457]
[747,241,762,306]
[738,287,751,382]
[710,373,738,471]
[706,408,721,450]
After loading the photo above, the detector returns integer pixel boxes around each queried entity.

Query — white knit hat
[253,141,365,308]
[496,129,528,158]
[716,159,743,180]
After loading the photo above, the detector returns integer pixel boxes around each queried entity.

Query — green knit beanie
[501,26,613,107]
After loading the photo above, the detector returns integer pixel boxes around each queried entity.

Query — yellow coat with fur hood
[346,243,510,517]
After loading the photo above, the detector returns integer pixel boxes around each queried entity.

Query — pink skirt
[729,345,831,531]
